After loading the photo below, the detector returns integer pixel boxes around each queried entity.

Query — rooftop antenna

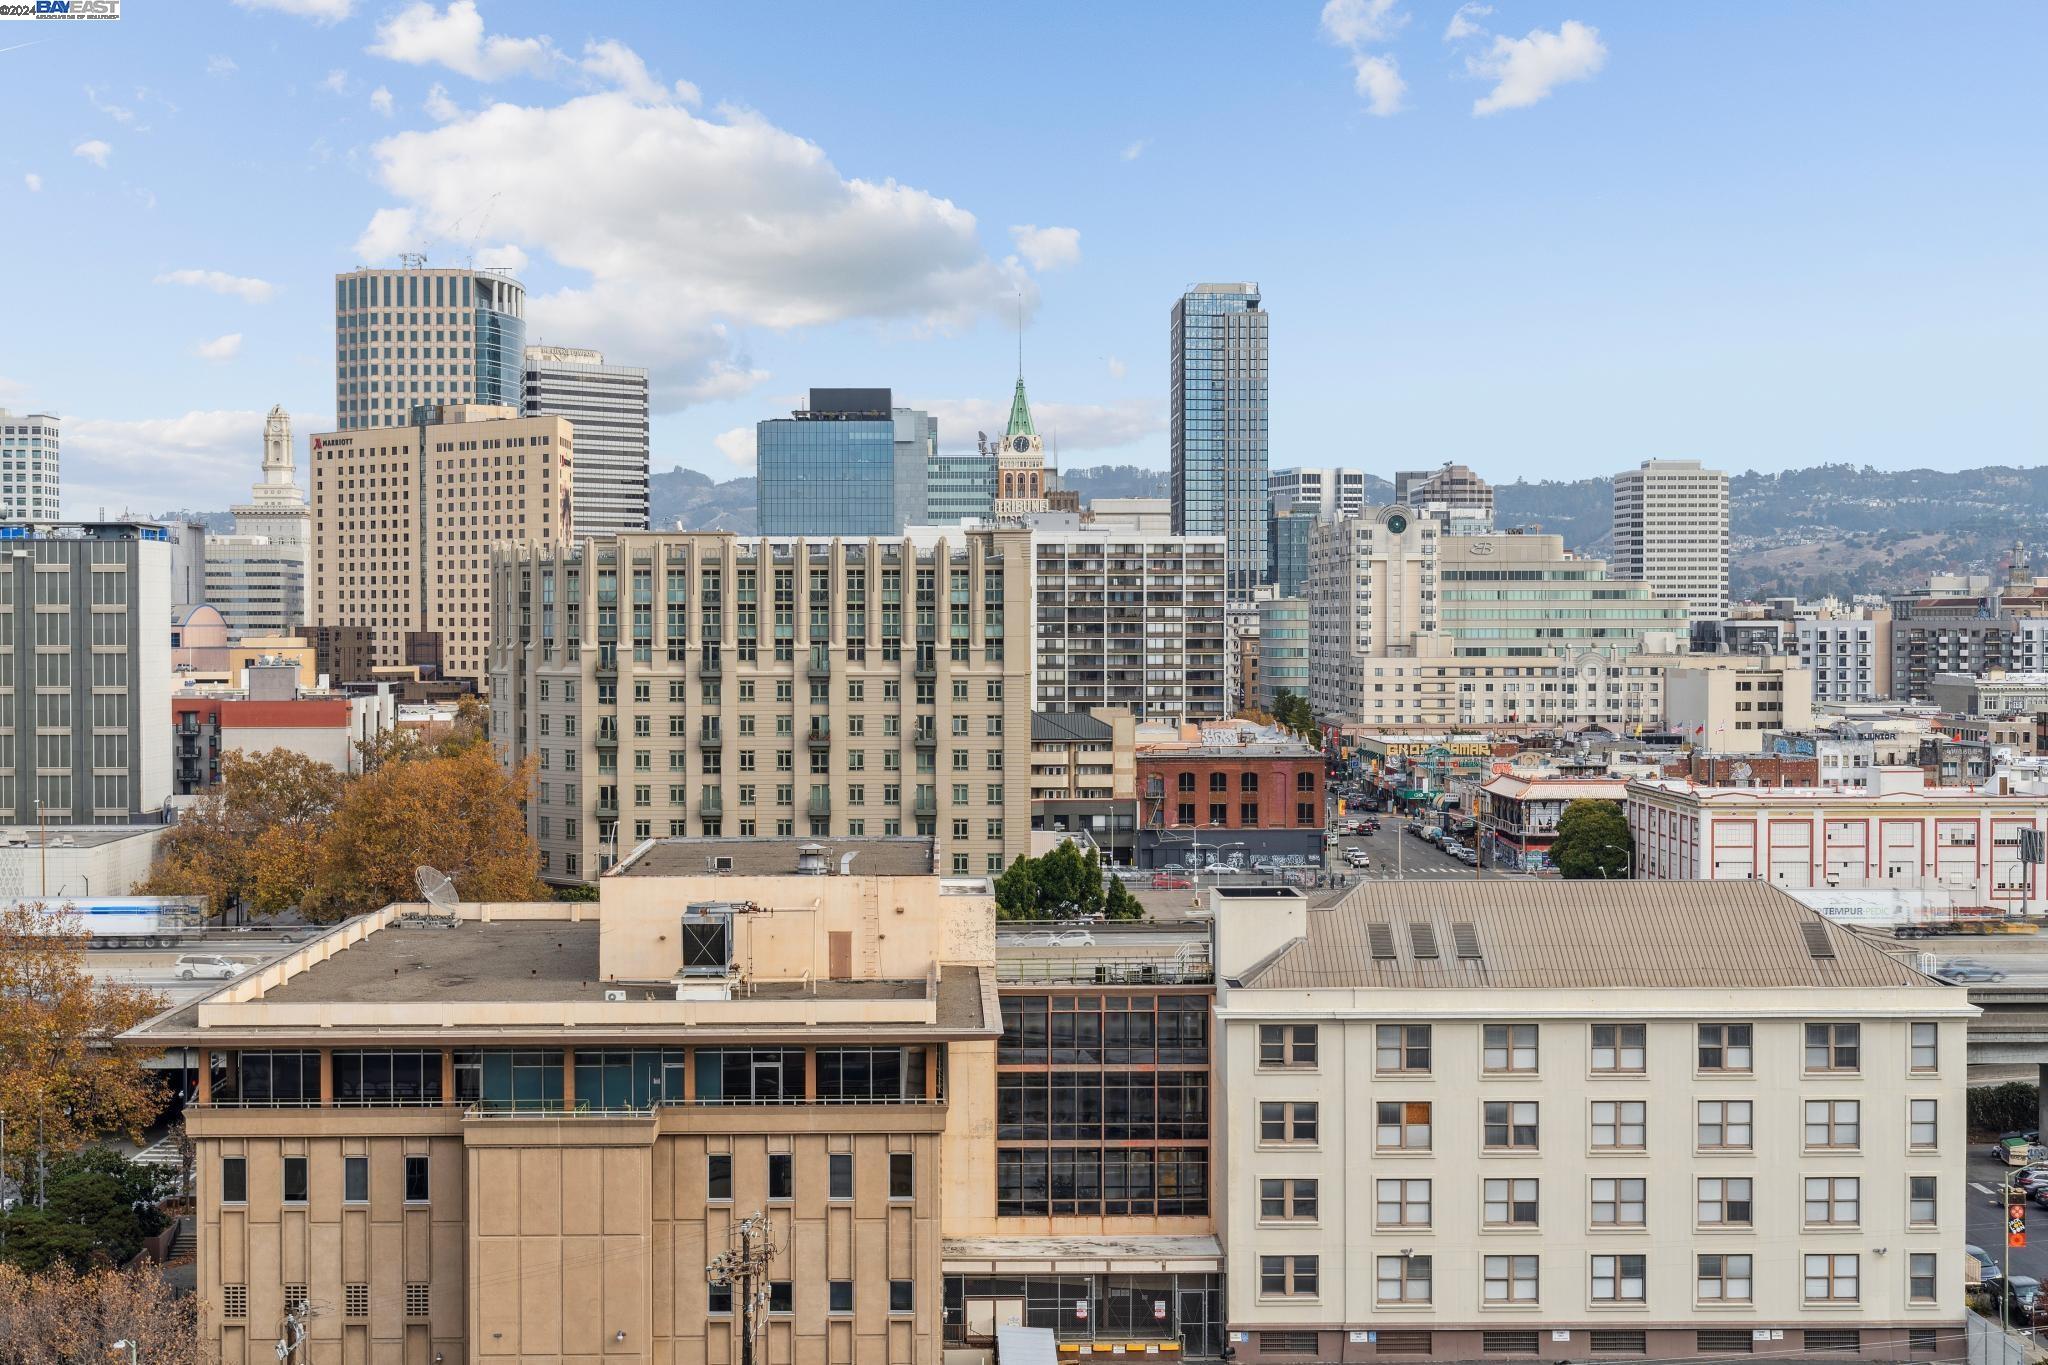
[398,252,427,270]
[1016,290,1024,380]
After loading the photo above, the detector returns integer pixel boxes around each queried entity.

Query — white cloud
[72,139,110,168]
[713,426,757,474]
[85,84,136,124]
[230,0,353,21]
[369,85,395,116]
[1444,2,1492,40]
[1469,20,1608,115]
[1009,225,1081,272]
[196,333,244,362]
[1106,356,1127,380]
[1320,0,1405,46]
[206,54,239,78]
[1350,54,1406,115]
[423,83,462,122]
[154,269,277,304]
[63,409,330,517]
[22,172,41,192]
[1120,138,1148,161]
[357,86,1033,408]
[321,68,349,95]
[473,242,527,272]
[579,38,671,103]
[369,1,557,82]
[923,398,1164,458]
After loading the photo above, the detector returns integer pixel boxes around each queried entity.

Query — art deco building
[206,406,312,640]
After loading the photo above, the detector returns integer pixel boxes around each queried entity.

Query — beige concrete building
[310,403,572,685]
[1613,458,1731,624]
[1213,880,1971,1364]
[1663,653,1814,752]
[488,528,1033,885]
[332,266,527,432]
[124,838,999,1365]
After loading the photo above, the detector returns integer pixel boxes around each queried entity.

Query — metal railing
[462,1102,655,1120]
[996,953,1214,986]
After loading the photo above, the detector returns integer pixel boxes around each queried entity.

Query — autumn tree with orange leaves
[137,749,343,915]
[0,1261,206,1365]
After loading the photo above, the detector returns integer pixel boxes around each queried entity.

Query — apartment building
[1212,880,1971,1364]
[1306,508,1440,716]
[523,345,651,534]
[1257,597,1310,712]
[1395,464,1494,529]
[124,838,998,1365]
[0,407,62,519]
[1930,670,2048,717]
[1612,459,1730,623]
[1027,708,1138,861]
[1136,738,1324,869]
[1270,467,1366,517]
[309,403,573,684]
[1477,773,1630,872]
[488,528,1033,885]
[1794,608,1893,703]
[1031,527,1228,724]
[1887,563,2048,701]
[1663,654,1815,753]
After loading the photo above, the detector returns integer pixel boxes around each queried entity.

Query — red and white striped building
[1626,765,2048,915]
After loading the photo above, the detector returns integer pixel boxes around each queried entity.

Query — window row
[708,1278,914,1316]
[995,1146,1209,1217]
[995,1071,1209,1141]
[220,1154,428,1206]
[704,1151,914,1202]
[1273,1020,1942,1077]
[998,994,1209,1066]
[1257,1251,1937,1307]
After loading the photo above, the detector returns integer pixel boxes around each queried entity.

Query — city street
[1966,1147,2048,1301]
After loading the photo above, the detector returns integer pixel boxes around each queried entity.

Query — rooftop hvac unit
[603,989,627,1003]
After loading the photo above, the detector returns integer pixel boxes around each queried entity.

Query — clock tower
[992,372,1048,518]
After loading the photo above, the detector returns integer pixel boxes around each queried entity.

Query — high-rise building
[0,522,170,824]
[1612,458,1730,623]
[0,409,60,519]
[205,406,312,640]
[756,389,934,536]
[1269,467,1365,517]
[309,403,572,684]
[1031,527,1228,723]
[925,450,995,525]
[332,265,526,431]
[1396,462,1495,529]
[1171,283,1268,601]
[522,345,651,534]
[488,527,1033,884]
[991,374,1048,518]
[1268,507,1315,596]
[1257,596,1310,711]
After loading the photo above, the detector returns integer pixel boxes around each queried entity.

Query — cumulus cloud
[923,398,1164,458]
[206,54,239,78]
[320,68,349,95]
[1009,225,1080,272]
[1349,54,1406,115]
[1320,0,1405,45]
[196,333,244,362]
[473,242,527,272]
[422,83,462,122]
[1444,2,1492,40]
[579,38,676,103]
[230,0,353,21]
[22,172,41,192]
[1469,20,1607,115]
[1120,138,1148,161]
[154,269,277,304]
[356,84,1034,408]
[369,1,557,82]
[713,426,757,474]
[64,409,330,516]
[369,85,394,116]
[72,139,110,168]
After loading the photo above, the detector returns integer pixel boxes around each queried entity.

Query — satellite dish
[415,866,459,912]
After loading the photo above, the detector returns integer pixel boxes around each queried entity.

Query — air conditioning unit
[603,989,627,1003]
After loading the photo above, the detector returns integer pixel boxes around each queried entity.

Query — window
[1260,1101,1319,1144]
[1484,1177,1538,1226]
[769,1282,793,1314]
[283,1156,308,1204]
[1260,1178,1319,1221]
[404,1155,429,1203]
[1591,1178,1646,1227]
[829,1281,853,1314]
[221,1156,247,1204]
[1259,1255,1319,1298]
[889,1152,913,1198]
[1376,1178,1432,1228]
[1910,1022,1938,1072]
[1483,1023,1538,1072]
[829,1153,853,1200]
[1591,1100,1646,1150]
[1908,1253,1936,1303]
[1698,1022,1753,1072]
[768,1153,793,1200]
[707,1153,733,1201]
[1378,1254,1432,1304]
[1259,1023,1318,1068]
[1697,1177,1753,1227]
[1698,1253,1753,1303]
[1377,1100,1431,1150]
[1484,1101,1539,1150]
[1697,1099,1753,1150]
[1803,1253,1859,1304]
[1805,1099,1860,1149]
[1591,1255,1646,1303]
[1484,1255,1539,1303]
[708,1283,732,1315]
[1909,1098,1938,1149]
[1804,1177,1859,1227]
[1805,1022,1860,1072]
[1376,1023,1431,1073]
[342,1155,369,1203]
[890,1280,914,1312]
[1908,1175,1937,1226]
[1591,1023,1646,1073]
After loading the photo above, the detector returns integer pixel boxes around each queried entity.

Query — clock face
[1011,435,1031,454]
[1386,513,1409,534]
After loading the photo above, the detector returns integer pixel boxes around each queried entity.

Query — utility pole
[274,1299,309,1365]
[707,1212,777,1365]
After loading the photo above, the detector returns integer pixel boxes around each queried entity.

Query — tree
[0,1261,203,1365]
[301,743,544,921]
[1550,799,1633,879]
[1103,876,1143,921]
[1269,689,1325,752]
[138,748,344,916]
[0,904,166,1196]
[995,843,1131,921]
[0,1147,177,1273]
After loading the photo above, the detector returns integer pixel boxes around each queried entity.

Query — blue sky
[1,0,2042,516]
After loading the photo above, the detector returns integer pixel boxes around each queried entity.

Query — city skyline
[0,2,2040,518]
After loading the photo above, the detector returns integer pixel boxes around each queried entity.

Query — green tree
[994,844,1118,920]
[1103,876,1143,921]
[1550,799,1633,879]
[0,1146,176,1273]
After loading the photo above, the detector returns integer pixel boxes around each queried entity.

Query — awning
[1397,789,1427,800]
[943,1235,1223,1275]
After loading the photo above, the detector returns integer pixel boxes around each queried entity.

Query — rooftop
[1235,880,1940,991]
[1031,710,1114,744]
[611,836,939,879]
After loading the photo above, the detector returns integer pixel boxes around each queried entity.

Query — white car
[175,954,244,981]
[1345,850,1371,868]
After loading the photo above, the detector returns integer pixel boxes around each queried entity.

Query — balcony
[593,654,618,681]
[913,654,937,680]
[807,789,832,818]
[699,725,724,748]
[593,725,619,750]
[595,797,619,819]
[807,647,831,680]
[913,726,937,750]
[698,648,723,677]
[913,789,938,817]
[806,721,831,750]
[699,790,723,818]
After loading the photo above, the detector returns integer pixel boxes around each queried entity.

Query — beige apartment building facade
[488,528,1033,885]
[1212,881,1971,1364]
[310,403,572,684]
[125,839,999,1365]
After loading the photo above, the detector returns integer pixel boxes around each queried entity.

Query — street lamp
[110,1342,138,1365]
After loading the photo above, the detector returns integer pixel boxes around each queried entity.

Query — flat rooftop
[612,836,938,879]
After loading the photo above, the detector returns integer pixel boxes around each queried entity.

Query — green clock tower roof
[1005,375,1036,440]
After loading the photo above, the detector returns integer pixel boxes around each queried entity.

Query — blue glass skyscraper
[756,389,934,536]
[332,266,526,431]
[1170,283,1269,601]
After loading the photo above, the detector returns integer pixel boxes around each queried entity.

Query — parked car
[1966,1243,2003,1284]
[1992,1131,2044,1163]
[1151,874,1192,890]
[1935,959,2009,982]
[174,954,245,981]
[1998,1275,2043,1325]
[1345,849,1371,868]
[2009,1164,2048,1191]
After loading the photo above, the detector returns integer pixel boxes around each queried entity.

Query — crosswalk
[133,1135,184,1168]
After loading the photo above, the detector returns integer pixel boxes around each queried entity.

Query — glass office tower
[1170,283,1269,602]
[756,389,934,536]
[333,266,526,431]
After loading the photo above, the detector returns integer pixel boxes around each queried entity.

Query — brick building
[1136,739,1324,869]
